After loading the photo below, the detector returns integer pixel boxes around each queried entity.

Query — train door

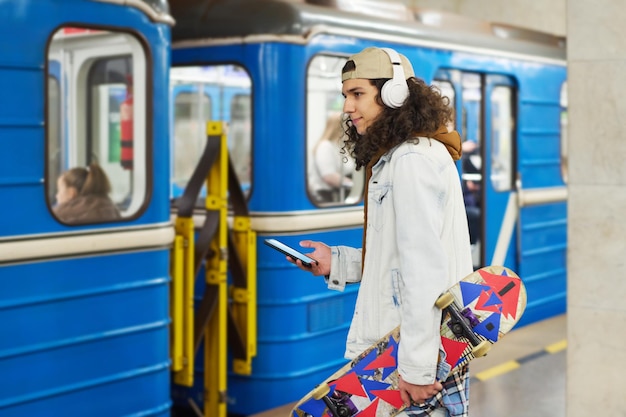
[434,71,518,271]
[168,62,253,415]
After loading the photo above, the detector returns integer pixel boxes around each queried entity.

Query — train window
[462,73,482,148]
[460,72,483,203]
[307,54,363,206]
[229,94,252,190]
[46,27,148,224]
[170,65,252,201]
[431,80,456,131]
[560,81,568,183]
[172,90,212,196]
[490,86,514,191]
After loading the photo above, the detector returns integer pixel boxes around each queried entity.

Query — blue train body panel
[0,0,173,415]
[0,253,171,415]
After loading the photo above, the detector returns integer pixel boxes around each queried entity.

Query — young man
[291,47,473,417]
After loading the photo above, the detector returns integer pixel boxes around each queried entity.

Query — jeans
[396,408,448,417]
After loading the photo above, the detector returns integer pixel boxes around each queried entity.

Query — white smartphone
[264,238,318,267]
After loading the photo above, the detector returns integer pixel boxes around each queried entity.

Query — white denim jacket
[327,137,473,385]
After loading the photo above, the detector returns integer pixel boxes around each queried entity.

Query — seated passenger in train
[54,163,121,223]
[309,112,355,203]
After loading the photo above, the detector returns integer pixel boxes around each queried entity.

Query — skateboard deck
[291,265,526,417]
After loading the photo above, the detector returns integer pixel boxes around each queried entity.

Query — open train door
[434,70,518,271]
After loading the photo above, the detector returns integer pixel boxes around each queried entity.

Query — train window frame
[47,71,62,204]
[306,53,364,207]
[169,64,252,203]
[46,26,150,225]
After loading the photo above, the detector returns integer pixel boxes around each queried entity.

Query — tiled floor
[250,314,567,417]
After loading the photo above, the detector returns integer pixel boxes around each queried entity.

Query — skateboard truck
[311,384,357,417]
[322,396,352,417]
[436,293,491,358]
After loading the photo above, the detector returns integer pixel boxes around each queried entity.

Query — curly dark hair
[341,76,454,169]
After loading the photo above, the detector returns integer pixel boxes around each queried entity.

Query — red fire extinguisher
[120,78,133,170]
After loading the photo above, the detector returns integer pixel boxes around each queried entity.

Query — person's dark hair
[61,163,112,197]
[341,60,453,169]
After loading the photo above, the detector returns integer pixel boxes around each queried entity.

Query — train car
[168,0,568,415]
[0,0,174,415]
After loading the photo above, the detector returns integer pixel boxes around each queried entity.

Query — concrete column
[567,1,626,416]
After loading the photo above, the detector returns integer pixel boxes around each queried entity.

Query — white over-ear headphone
[380,48,409,109]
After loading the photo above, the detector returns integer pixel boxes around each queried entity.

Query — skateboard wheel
[311,384,330,400]
[435,292,454,309]
[471,340,491,358]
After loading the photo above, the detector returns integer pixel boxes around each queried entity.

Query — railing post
[203,121,229,417]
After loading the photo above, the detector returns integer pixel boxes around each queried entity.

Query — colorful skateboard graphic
[291,266,526,417]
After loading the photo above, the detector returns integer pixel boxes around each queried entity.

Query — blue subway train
[0,0,567,416]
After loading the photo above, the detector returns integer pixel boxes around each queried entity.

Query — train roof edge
[169,0,565,62]
[94,0,175,25]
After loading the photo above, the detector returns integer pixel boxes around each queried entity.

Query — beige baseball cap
[341,47,415,82]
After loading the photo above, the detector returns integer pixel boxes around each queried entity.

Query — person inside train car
[309,112,355,203]
[54,163,121,224]
[461,139,481,256]
[290,47,473,417]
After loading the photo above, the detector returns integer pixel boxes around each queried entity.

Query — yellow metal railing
[231,216,257,375]
[170,121,257,417]
[171,216,195,386]
[203,121,229,416]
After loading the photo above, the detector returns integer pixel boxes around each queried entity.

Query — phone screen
[264,239,318,267]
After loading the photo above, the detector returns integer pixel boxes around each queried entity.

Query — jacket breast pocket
[368,183,391,232]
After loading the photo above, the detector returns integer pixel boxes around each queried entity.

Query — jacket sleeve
[326,245,362,291]
[394,151,449,385]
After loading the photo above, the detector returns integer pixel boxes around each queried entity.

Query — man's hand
[287,240,331,277]
[399,375,443,406]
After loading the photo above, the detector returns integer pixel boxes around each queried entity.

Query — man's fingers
[399,389,412,406]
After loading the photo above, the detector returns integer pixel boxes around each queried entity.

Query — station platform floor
[250,314,566,417]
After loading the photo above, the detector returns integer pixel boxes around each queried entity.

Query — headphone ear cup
[381,78,409,109]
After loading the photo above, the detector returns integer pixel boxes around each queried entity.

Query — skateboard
[291,265,527,417]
